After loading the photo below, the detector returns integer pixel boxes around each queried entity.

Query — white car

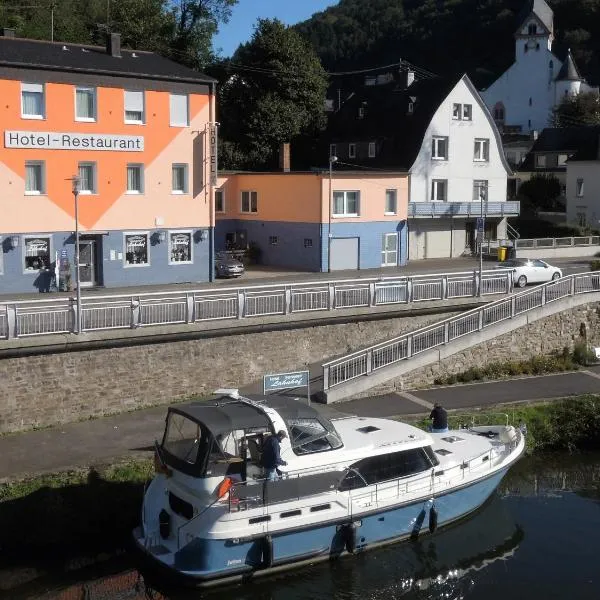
[498,258,563,287]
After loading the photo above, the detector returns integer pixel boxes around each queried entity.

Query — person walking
[261,430,288,481]
[429,403,449,433]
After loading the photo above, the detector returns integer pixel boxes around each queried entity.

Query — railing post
[284,287,292,314]
[541,284,546,305]
[366,349,373,374]
[328,283,335,310]
[511,295,516,317]
[474,269,480,297]
[70,297,77,333]
[7,304,16,339]
[478,308,484,331]
[323,365,330,391]
[570,275,576,296]
[444,321,449,344]
[131,298,140,328]
[442,275,448,299]
[407,278,413,303]
[237,291,245,319]
[406,335,413,358]
[369,282,376,307]
[186,293,195,323]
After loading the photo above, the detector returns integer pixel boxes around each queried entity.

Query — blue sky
[213,0,338,57]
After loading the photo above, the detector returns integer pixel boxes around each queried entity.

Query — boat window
[169,492,193,520]
[310,503,331,512]
[287,417,343,455]
[423,445,440,466]
[162,413,203,465]
[339,468,369,492]
[441,436,465,443]
[435,448,453,456]
[357,425,380,433]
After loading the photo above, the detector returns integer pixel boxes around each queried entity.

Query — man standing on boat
[429,403,449,433]
[261,430,288,481]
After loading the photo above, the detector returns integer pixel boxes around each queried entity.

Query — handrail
[0,268,514,340]
[322,271,600,390]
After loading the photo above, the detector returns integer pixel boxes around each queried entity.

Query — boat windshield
[162,413,204,465]
[287,417,343,455]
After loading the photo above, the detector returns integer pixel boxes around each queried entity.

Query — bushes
[590,259,600,271]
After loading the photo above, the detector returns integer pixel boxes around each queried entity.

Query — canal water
[5,452,600,600]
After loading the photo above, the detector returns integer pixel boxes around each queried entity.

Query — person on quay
[429,403,449,433]
[261,430,288,481]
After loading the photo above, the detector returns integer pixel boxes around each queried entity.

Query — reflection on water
[7,452,600,600]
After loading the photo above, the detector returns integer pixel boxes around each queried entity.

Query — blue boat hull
[135,466,511,587]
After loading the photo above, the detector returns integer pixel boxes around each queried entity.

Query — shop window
[169,231,192,264]
[124,233,149,267]
[24,236,51,272]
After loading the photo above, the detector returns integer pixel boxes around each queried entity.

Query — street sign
[476,217,484,233]
[263,370,311,405]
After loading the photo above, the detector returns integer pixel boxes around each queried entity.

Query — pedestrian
[261,430,288,481]
[429,403,449,433]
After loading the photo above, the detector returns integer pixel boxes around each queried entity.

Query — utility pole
[328,155,338,272]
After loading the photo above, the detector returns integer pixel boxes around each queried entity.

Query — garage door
[330,237,359,271]
[410,221,451,259]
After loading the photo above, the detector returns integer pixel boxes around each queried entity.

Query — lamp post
[478,185,487,297]
[327,155,338,272]
[72,175,82,333]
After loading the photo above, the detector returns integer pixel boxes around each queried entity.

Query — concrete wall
[0,310,460,434]
[516,246,600,259]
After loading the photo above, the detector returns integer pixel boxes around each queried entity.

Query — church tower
[515,0,554,59]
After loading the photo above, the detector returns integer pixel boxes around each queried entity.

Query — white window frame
[124,90,145,124]
[78,162,97,194]
[431,179,447,201]
[474,138,490,162]
[241,190,258,213]
[169,93,189,127]
[23,234,52,274]
[462,104,472,120]
[452,103,461,120]
[75,86,97,122]
[168,229,193,265]
[172,163,189,194]
[21,82,45,119]
[123,232,150,268]
[215,189,225,213]
[368,142,376,158]
[576,178,585,197]
[332,190,360,217]
[535,154,547,168]
[432,136,448,160]
[558,154,569,166]
[473,180,488,201]
[348,143,356,159]
[329,143,337,157]
[385,189,397,215]
[24,161,46,195]
[126,163,144,194]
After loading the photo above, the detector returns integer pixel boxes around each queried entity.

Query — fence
[322,271,600,390]
[482,236,600,254]
[0,269,513,341]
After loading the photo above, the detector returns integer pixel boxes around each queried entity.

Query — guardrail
[408,201,520,218]
[0,269,513,341]
[322,271,600,390]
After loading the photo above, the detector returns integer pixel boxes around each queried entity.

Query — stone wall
[362,303,600,396]
[0,311,459,434]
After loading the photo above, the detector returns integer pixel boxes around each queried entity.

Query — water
[5,453,600,600]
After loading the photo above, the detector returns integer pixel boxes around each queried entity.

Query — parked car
[497,258,562,287]
[215,252,245,278]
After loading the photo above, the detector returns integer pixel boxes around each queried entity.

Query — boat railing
[446,413,511,428]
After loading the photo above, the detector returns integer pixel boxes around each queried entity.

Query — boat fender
[429,505,438,534]
[217,477,233,500]
[344,523,358,554]
[261,535,274,568]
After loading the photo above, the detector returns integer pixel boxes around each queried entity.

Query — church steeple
[515,0,554,53]
[556,49,583,82]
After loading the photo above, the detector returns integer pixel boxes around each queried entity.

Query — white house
[325,72,516,260]
[481,0,597,134]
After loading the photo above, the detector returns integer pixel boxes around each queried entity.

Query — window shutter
[170,94,189,126]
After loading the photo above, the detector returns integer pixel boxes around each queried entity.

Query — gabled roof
[326,75,460,170]
[0,36,214,85]
[556,50,583,82]
[516,0,553,35]
[518,126,600,170]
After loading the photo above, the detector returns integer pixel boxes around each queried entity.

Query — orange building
[0,29,216,293]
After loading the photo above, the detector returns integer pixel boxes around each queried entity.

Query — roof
[516,0,553,34]
[0,36,214,85]
[326,75,460,170]
[518,126,600,170]
[556,50,583,82]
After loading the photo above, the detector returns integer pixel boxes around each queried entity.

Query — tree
[552,92,600,127]
[518,175,563,213]
[218,19,328,169]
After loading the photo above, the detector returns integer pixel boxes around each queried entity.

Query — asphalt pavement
[1,366,599,481]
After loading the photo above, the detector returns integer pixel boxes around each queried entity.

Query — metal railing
[408,201,520,218]
[322,271,600,390]
[514,236,600,249]
[0,269,513,341]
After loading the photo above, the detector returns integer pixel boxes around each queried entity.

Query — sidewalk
[1,367,599,481]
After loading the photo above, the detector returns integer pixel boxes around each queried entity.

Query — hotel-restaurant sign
[4,130,144,151]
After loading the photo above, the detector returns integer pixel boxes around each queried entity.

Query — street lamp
[71,175,82,333]
[328,155,338,272]
[478,184,488,297]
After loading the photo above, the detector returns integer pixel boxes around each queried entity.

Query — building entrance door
[78,239,97,287]
[381,233,398,266]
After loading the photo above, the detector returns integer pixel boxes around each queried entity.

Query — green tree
[552,92,600,127]
[218,19,328,169]
[518,175,563,213]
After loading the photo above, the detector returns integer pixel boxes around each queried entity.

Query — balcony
[408,201,520,218]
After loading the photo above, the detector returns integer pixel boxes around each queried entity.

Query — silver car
[215,252,245,278]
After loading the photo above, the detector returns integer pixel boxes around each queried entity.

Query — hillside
[295,0,600,88]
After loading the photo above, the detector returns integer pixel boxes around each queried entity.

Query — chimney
[530,130,539,141]
[107,32,121,58]
[2,28,16,38]
[279,142,291,173]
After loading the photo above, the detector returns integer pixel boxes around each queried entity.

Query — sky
[213,0,338,57]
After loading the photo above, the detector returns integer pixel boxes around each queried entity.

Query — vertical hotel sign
[209,124,218,186]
